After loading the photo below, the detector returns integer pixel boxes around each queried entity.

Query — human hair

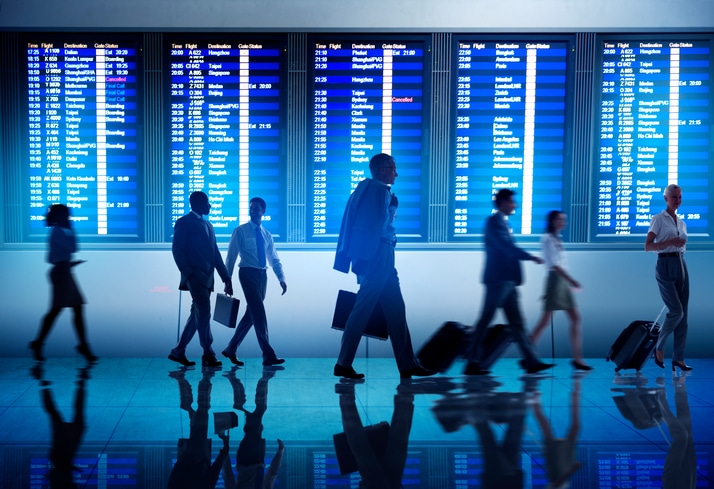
[493,188,515,208]
[45,204,71,228]
[663,184,681,197]
[250,197,267,211]
[546,210,564,234]
[189,191,208,207]
[368,153,395,178]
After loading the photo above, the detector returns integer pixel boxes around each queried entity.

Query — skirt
[543,270,575,311]
[50,262,85,308]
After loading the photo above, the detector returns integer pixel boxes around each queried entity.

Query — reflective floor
[1,355,712,488]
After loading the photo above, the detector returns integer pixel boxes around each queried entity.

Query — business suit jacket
[172,212,230,291]
[482,211,535,286]
[334,178,389,274]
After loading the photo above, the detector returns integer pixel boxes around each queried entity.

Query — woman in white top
[644,184,691,372]
[529,211,591,371]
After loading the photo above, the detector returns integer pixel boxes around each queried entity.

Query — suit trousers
[655,255,689,361]
[337,242,418,372]
[225,267,278,362]
[466,281,538,367]
[173,276,214,357]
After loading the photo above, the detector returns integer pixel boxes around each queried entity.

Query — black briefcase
[331,290,388,340]
[213,294,240,328]
[332,422,390,475]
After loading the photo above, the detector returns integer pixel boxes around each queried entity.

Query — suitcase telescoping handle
[651,305,667,332]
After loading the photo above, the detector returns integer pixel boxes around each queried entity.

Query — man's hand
[224,279,233,296]
[280,281,287,295]
[532,256,544,265]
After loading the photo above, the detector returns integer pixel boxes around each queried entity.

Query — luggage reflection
[611,372,696,489]
[333,377,456,488]
[431,376,536,489]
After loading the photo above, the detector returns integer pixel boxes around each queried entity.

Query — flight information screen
[167,38,286,240]
[451,38,570,238]
[593,37,712,239]
[309,36,430,241]
[25,37,141,239]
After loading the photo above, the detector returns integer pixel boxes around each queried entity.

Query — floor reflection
[0,357,712,488]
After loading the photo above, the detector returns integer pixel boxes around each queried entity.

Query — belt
[658,252,683,258]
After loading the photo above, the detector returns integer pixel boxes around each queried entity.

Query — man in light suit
[463,189,554,376]
[333,153,434,379]
[169,191,233,367]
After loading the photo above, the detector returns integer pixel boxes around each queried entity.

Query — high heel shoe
[672,361,693,372]
[76,343,98,363]
[28,341,45,362]
[653,351,665,369]
[571,360,593,371]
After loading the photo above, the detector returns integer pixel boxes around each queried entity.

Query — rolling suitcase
[606,306,665,372]
[417,321,469,373]
[478,323,513,369]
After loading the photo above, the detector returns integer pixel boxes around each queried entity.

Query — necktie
[256,225,266,268]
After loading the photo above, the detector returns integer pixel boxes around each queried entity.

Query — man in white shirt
[223,197,287,366]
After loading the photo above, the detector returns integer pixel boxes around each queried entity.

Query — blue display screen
[593,38,712,239]
[309,37,429,241]
[25,39,141,239]
[167,39,285,240]
[451,39,570,238]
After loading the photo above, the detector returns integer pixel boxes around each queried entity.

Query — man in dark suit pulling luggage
[464,189,554,376]
[333,153,435,380]
[169,191,233,368]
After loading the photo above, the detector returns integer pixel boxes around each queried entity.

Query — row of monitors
[18,33,714,243]
[18,443,711,487]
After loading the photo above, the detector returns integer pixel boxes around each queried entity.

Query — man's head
[369,153,398,185]
[494,188,517,215]
[189,191,211,216]
[249,197,267,224]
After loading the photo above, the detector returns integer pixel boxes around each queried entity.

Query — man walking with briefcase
[169,191,233,368]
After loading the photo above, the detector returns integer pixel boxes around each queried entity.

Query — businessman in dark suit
[170,191,233,367]
[333,153,434,380]
[464,189,554,376]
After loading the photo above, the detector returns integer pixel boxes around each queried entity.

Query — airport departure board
[593,37,712,239]
[452,39,570,238]
[167,38,286,239]
[309,37,429,240]
[25,38,141,239]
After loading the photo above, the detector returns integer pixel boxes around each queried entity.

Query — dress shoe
[334,363,365,379]
[76,343,98,363]
[221,350,245,366]
[262,358,285,366]
[571,360,593,371]
[168,353,196,367]
[463,362,490,376]
[202,356,222,368]
[653,351,665,369]
[523,361,555,374]
[400,366,437,379]
[29,341,45,362]
[672,361,693,372]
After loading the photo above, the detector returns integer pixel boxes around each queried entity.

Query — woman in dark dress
[29,204,97,362]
